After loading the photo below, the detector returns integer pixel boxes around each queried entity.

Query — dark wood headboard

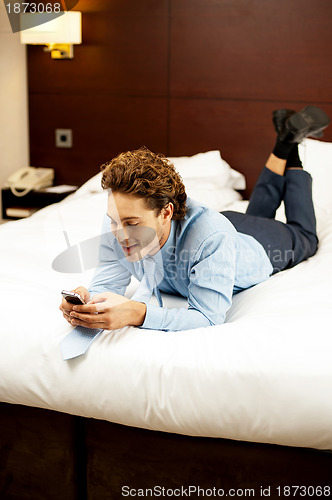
[27,0,332,197]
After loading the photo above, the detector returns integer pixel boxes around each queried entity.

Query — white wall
[0,2,29,214]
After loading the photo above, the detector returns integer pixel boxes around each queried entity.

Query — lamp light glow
[20,11,82,59]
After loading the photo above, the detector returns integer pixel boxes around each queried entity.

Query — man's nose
[115,227,130,244]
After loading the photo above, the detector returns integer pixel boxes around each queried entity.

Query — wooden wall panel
[28,4,168,96]
[29,94,168,186]
[27,0,332,195]
[168,0,332,194]
[28,0,169,186]
[169,100,332,194]
[169,0,332,101]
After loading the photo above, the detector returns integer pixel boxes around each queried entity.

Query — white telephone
[5,167,55,197]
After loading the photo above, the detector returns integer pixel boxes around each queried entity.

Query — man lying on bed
[60,106,329,332]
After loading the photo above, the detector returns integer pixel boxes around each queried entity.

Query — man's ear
[161,202,174,223]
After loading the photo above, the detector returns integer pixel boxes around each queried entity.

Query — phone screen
[61,290,85,305]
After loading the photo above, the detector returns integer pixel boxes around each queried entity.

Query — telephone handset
[5,167,55,197]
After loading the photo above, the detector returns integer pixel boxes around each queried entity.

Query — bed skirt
[1,402,331,500]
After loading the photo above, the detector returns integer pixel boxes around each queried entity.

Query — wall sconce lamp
[20,11,82,59]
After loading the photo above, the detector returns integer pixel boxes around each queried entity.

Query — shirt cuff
[140,304,165,330]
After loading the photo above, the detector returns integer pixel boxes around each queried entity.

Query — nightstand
[1,186,77,220]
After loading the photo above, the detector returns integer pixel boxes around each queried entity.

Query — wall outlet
[55,129,73,148]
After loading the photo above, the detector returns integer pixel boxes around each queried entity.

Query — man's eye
[127,222,138,226]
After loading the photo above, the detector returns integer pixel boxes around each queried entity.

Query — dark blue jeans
[222,167,318,274]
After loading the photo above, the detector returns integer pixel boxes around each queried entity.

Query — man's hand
[64,291,147,330]
[60,286,90,325]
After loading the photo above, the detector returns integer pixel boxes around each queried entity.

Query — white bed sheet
[1,174,332,452]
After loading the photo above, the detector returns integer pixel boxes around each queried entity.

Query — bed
[1,139,332,499]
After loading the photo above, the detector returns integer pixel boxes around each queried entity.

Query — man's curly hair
[101,146,188,220]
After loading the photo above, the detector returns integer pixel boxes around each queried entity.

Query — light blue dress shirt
[89,199,273,331]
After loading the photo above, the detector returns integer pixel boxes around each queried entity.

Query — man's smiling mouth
[122,243,139,255]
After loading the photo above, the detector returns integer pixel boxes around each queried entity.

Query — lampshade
[20,11,82,45]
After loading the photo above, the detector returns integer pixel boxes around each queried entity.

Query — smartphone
[61,290,86,305]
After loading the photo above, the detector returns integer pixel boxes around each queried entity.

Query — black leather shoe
[279,105,330,143]
[272,109,296,135]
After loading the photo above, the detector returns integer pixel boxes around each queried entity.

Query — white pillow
[74,151,246,210]
[168,150,246,190]
[299,139,332,210]
[74,172,103,197]
[186,186,242,211]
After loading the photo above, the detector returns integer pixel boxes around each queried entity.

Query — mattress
[1,143,332,451]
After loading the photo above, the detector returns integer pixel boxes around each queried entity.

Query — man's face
[107,191,172,262]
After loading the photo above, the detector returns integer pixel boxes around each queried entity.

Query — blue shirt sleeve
[140,231,236,331]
